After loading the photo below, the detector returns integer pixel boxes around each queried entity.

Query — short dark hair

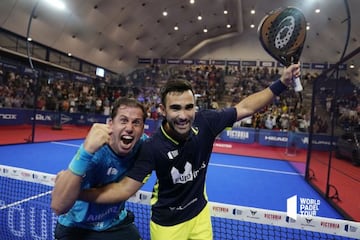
[111,97,147,122]
[160,79,194,106]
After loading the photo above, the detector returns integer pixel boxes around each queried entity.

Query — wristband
[269,79,288,96]
[68,145,94,176]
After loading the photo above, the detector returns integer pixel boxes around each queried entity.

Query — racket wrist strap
[68,144,94,176]
[269,79,287,96]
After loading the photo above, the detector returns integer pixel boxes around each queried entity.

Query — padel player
[51,97,147,240]
[80,64,300,240]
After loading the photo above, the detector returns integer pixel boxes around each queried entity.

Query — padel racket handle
[293,77,303,92]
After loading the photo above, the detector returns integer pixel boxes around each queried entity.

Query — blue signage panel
[167,59,181,64]
[242,61,257,67]
[227,60,240,66]
[259,61,275,67]
[296,132,336,151]
[138,58,152,64]
[211,60,226,65]
[182,59,194,65]
[0,108,337,151]
[311,63,328,70]
[302,62,311,69]
[72,74,92,83]
[329,63,347,70]
[218,127,255,144]
[258,129,288,147]
[152,58,166,64]
[195,59,209,65]
[0,108,25,125]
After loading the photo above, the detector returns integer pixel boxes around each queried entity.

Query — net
[1,164,359,240]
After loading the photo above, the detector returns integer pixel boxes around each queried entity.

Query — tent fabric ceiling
[0,0,359,76]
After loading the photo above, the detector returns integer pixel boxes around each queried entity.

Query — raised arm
[235,63,300,120]
[51,123,111,215]
[79,176,143,204]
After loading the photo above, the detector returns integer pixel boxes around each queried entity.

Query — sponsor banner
[53,71,69,80]
[152,58,166,64]
[302,62,311,69]
[211,60,226,66]
[329,63,347,70]
[70,113,106,125]
[226,60,240,66]
[182,59,194,65]
[0,109,336,151]
[196,59,209,65]
[258,129,288,147]
[2,62,18,72]
[218,127,255,144]
[0,108,24,125]
[138,58,151,64]
[72,74,92,83]
[209,200,360,239]
[128,190,152,204]
[0,164,55,186]
[167,59,181,64]
[0,108,106,126]
[0,108,159,130]
[242,61,257,67]
[296,132,336,151]
[311,63,328,70]
[259,61,275,67]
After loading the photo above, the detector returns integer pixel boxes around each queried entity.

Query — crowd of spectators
[1,60,358,134]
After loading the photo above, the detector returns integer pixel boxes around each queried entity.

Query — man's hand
[83,123,112,154]
[280,63,301,87]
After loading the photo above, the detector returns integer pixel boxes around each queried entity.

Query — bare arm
[79,176,143,204]
[51,170,82,215]
[235,63,300,120]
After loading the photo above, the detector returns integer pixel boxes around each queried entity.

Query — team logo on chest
[171,162,193,184]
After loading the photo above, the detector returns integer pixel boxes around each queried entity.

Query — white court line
[209,163,304,176]
[51,141,303,176]
[51,141,80,147]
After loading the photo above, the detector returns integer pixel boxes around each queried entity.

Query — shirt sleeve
[198,107,237,136]
[126,139,154,183]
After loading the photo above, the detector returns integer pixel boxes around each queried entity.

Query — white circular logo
[275,16,296,49]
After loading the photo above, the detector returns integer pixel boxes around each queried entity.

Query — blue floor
[0,139,344,220]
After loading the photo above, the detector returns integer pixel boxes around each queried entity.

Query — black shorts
[55,211,142,240]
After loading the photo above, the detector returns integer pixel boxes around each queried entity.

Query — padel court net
[1,164,359,240]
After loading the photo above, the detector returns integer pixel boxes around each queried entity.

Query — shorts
[150,203,213,240]
[55,210,142,240]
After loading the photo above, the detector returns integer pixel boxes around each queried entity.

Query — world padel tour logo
[286,195,321,220]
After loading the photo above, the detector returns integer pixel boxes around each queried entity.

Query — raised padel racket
[258,7,307,92]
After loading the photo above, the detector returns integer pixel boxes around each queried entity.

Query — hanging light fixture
[162,9,168,16]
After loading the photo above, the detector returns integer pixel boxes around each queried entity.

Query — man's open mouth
[121,135,134,145]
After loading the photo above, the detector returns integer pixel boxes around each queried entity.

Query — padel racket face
[258,7,306,67]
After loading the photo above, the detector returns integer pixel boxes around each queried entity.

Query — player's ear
[159,104,166,117]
